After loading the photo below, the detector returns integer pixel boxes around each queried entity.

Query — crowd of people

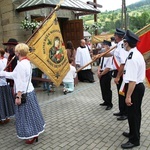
[96,29,145,149]
[0,28,146,149]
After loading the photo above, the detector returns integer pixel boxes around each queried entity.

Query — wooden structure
[0,0,101,49]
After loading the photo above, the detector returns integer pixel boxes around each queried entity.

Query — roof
[16,0,101,16]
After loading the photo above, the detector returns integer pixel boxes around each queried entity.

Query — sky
[82,0,141,12]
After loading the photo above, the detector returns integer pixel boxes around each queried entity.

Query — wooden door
[62,19,83,49]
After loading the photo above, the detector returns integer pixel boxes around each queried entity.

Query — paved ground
[0,66,150,150]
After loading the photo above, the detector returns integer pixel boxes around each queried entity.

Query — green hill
[81,0,150,34]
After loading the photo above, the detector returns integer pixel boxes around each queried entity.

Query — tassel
[119,81,125,96]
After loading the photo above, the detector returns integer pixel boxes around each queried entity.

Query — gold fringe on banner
[136,24,150,36]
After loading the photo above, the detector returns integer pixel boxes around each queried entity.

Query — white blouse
[0,58,7,86]
[0,59,34,93]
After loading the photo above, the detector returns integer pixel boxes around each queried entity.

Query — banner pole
[76,45,116,73]
[25,0,64,44]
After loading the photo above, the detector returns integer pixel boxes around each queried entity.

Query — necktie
[100,57,104,70]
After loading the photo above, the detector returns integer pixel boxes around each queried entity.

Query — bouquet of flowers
[21,19,41,30]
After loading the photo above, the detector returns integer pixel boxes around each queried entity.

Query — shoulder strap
[113,56,120,70]
[25,64,32,93]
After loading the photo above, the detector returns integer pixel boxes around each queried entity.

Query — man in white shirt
[111,28,129,121]
[75,39,95,83]
[102,29,129,120]
[121,30,145,149]
[97,40,113,110]
[110,36,116,47]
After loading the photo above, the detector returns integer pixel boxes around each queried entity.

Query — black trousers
[125,83,145,145]
[112,70,127,115]
[116,76,127,115]
[99,72,112,106]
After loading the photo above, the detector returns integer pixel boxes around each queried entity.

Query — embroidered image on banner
[27,13,70,87]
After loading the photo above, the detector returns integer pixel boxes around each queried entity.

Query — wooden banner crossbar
[76,45,116,73]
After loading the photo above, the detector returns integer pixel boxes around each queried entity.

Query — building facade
[0,0,100,48]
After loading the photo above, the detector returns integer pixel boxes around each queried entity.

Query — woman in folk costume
[66,41,78,85]
[0,48,15,124]
[0,43,45,144]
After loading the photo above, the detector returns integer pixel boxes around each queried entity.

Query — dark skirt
[77,69,94,82]
[15,90,45,139]
[0,85,15,121]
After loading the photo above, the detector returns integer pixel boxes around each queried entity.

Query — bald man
[75,39,95,83]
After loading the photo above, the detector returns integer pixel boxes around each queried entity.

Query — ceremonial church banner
[136,24,150,86]
[91,33,113,44]
[27,13,70,87]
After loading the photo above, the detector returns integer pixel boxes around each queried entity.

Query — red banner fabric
[136,25,150,86]
[137,31,150,54]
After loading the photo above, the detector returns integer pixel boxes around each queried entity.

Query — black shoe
[99,102,107,106]
[89,80,95,83]
[121,141,139,149]
[105,106,112,110]
[64,91,67,95]
[117,115,127,121]
[113,112,122,116]
[122,132,130,138]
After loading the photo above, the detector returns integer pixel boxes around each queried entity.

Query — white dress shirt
[123,47,145,84]
[111,40,129,70]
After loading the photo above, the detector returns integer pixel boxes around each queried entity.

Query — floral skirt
[15,90,45,139]
[0,85,15,121]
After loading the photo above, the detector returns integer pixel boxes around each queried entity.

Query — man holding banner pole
[105,28,129,121]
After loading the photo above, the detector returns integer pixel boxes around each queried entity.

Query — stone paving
[0,66,150,150]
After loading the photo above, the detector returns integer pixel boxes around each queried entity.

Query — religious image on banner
[49,36,64,64]
[26,13,70,87]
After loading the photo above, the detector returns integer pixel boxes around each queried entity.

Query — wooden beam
[87,1,102,8]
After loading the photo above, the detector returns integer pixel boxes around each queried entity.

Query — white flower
[20,19,42,30]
